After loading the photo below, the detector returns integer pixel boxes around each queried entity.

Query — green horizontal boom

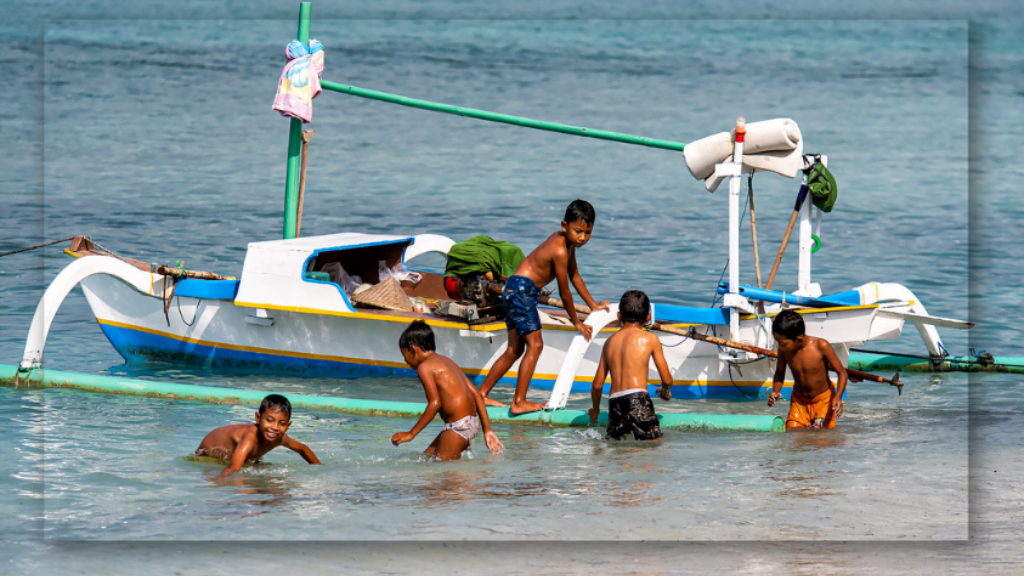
[320,80,688,152]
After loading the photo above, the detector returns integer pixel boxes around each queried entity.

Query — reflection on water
[785,429,849,452]
[762,431,848,500]
[206,474,296,518]
[416,469,494,509]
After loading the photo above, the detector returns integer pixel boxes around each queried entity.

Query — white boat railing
[546,304,619,410]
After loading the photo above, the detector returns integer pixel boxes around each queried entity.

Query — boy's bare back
[602,326,670,397]
[417,353,480,423]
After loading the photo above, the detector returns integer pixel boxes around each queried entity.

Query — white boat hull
[75,273,887,400]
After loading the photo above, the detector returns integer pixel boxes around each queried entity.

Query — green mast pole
[282,2,312,240]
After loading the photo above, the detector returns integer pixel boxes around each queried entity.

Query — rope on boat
[0,237,76,258]
[91,241,127,260]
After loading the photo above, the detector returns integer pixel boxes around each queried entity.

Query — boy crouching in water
[767,309,848,429]
[196,394,321,478]
[588,290,673,440]
[393,320,504,461]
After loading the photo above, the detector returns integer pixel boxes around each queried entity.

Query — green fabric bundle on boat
[444,235,525,279]
[807,161,838,212]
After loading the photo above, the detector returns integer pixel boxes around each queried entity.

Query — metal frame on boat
[17,2,971,406]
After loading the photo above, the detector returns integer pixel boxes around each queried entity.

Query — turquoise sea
[1,1,1021,574]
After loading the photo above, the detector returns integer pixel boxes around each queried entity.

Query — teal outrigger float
[6,3,977,428]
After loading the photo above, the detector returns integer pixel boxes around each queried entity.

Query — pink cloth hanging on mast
[272,39,325,124]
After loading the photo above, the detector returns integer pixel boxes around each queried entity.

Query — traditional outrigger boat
[16,3,973,408]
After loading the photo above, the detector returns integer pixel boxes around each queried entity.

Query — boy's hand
[831,396,843,417]
[391,431,415,446]
[767,391,782,407]
[588,407,600,424]
[590,300,611,313]
[484,431,504,455]
[576,322,594,342]
[657,385,672,401]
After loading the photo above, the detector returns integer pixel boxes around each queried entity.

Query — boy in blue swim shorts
[478,199,609,415]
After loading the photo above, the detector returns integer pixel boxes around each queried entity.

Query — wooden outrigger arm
[19,257,176,372]
[651,323,903,395]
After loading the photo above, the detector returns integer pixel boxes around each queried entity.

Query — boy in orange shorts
[767,309,848,429]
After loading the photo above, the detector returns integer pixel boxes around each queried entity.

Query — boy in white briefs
[392,320,504,460]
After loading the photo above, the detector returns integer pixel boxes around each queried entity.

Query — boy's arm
[555,248,602,341]
[567,251,609,313]
[650,335,673,401]
[553,247,582,328]
[768,354,787,407]
[589,349,608,423]
[820,340,848,416]
[392,367,441,446]
[468,379,504,455]
[282,435,322,465]
[216,431,256,479]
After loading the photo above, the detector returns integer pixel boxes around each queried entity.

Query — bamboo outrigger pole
[652,323,903,395]
[749,174,763,288]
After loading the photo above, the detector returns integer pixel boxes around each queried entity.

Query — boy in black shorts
[588,290,673,440]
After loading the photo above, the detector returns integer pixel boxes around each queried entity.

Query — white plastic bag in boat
[322,262,362,295]
[378,260,423,285]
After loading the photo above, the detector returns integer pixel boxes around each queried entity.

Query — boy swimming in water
[393,320,505,461]
[195,394,321,478]
[767,309,848,429]
[588,290,673,440]
[478,199,610,415]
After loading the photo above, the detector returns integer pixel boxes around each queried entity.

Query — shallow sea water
[1,0,1022,574]
[7,368,966,541]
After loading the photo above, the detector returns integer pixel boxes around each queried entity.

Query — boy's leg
[477,329,525,407]
[631,394,664,441]
[510,330,546,415]
[426,430,471,461]
[785,399,811,429]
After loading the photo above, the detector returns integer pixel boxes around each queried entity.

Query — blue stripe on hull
[98,323,772,400]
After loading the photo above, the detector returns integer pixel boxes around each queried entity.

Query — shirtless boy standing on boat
[767,309,848,429]
[393,320,504,461]
[195,394,321,478]
[588,290,672,440]
[478,199,610,415]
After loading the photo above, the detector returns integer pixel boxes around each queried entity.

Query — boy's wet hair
[772,309,806,340]
[259,394,292,418]
[399,319,436,352]
[619,290,650,324]
[564,199,596,225]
